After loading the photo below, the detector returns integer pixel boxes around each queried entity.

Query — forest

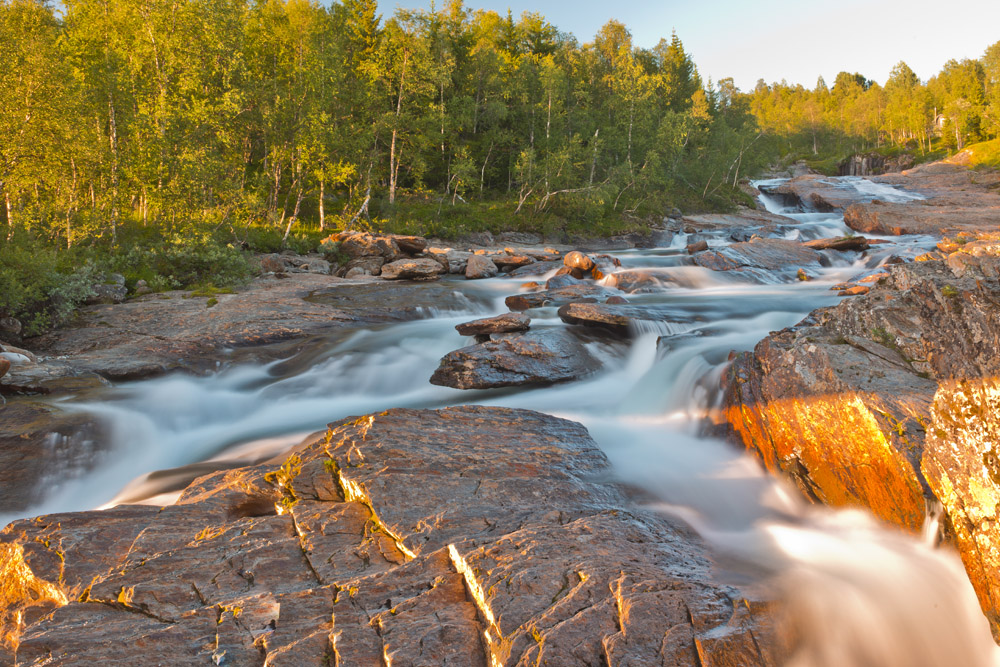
[2,0,999,334]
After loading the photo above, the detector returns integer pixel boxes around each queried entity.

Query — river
[6,176,999,665]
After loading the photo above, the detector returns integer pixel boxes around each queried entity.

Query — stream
[6,177,999,665]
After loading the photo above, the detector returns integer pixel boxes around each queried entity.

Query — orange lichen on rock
[0,542,67,651]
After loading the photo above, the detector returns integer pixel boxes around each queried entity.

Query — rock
[492,255,535,271]
[0,358,9,380]
[340,255,385,277]
[455,313,530,336]
[687,240,709,254]
[461,231,494,247]
[430,329,603,389]
[765,175,868,211]
[563,250,595,272]
[693,238,823,274]
[85,283,128,306]
[0,316,22,343]
[558,302,694,337]
[300,257,331,274]
[720,253,1000,634]
[0,407,778,665]
[554,265,587,279]
[465,255,499,280]
[606,296,629,304]
[506,260,564,278]
[388,234,428,255]
[796,269,810,282]
[338,232,402,261]
[133,279,152,296]
[0,343,37,364]
[505,284,618,311]
[520,281,542,291]
[379,258,445,281]
[545,273,582,290]
[839,152,914,176]
[604,270,669,294]
[260,253,287,273]
[496,231,542,245]
[838,285,869,296]
[589,254,621,280]
[803,236,870,251]
[344,267,369,279]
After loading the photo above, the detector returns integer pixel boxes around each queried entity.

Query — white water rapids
[6,177,999,665]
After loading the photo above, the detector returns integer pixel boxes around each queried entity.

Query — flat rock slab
[505,284,620,311]
[455,312,530,336]
[0,406,778,665]
[380,257,446,280]
[693,238,822,273]
[803,236,870,251]
[430,328,603,389]
[558,302,696,337]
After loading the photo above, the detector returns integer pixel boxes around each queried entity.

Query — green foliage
[0,235,96,336]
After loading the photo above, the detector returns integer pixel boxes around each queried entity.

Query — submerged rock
[430,328,602,389]
[0,406,777,665]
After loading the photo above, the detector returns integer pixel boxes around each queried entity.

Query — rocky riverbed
[4,161,1000,664]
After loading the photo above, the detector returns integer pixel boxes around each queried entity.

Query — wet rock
[506,260,564,278]
[803,236,870,251]
[603,270,670,294]
[430,329,603,388]
[693,238,822,274]
[767,175,867,211]
[380,258,445,281]
[465,254,499,279]
[720,253,1000,634]
[545,273,582,290]
[558,302,694,337]
[606,296,629,304]
[1,406,778,665]
[563,250,595,272]
[505,284,618,311]
[589,254,622,280]
[838,285,869,296]
[0,358,9,380]
[554,265,587,280]
[687,240,709,254]
[455,313,530,336]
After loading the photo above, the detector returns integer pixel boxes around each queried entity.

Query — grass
[953,138,1000,170]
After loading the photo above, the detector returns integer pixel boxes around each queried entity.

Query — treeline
[0,0,768,248]
[748,45,1000,159]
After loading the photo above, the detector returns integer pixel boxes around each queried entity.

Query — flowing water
[6,177,999,665]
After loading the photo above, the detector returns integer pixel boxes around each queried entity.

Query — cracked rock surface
[1,406,777,666]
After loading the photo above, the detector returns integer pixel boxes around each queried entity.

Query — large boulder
[337,231,402,261]
[430,329,603,389]
[0,407,777,666]
[721,250,1000,634]
[380,258,446,281]
[340,255,385,277]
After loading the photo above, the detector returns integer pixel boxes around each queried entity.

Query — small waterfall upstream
[7,177,999,665]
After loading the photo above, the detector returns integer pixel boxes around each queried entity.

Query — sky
[379,0,1000,91]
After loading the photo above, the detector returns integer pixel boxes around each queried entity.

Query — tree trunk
[282,185,305,243]
[589,128,600,186]
[108,91,120,244]
[319,179,326,231]
[388,51,410,206]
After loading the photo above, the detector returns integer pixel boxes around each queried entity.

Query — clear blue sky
[380,0,1000,91]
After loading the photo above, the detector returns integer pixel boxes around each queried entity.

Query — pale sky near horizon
[380,0,1000,91]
